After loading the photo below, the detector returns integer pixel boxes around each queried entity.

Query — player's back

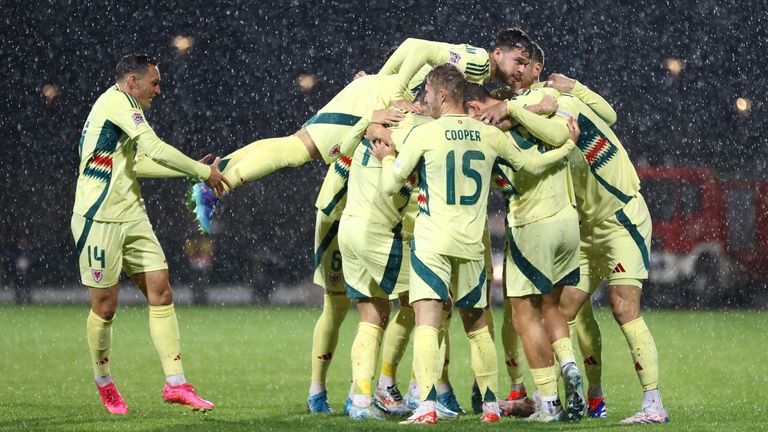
[315,74,402,121]
[558,94,641,224]
[73,86,148,222]
[409,115,502,260]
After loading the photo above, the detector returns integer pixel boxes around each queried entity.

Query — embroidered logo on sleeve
[131,112,145,127]
[448,51,461,65]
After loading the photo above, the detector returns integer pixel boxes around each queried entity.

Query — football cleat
[343,397,352,415]
[97,382,128,415]
[588,396,607,418]
[480,401,501,423]
[563,363,585,422]
[348,403,386,420]
[506,388,527,401]
[436,389,465,415]
[307,391,333,414]
[470,383,483,414]
[619,408,670,425]
[186,182,219,235]
[523,408,566,423]
[436,401,459,420]
[374,384,409,416]
[400,403,438,425]
[499,396,535,417]
[404,392,420,411]
[162,383,214,411]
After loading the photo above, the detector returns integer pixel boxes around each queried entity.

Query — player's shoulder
[98,85,141,112]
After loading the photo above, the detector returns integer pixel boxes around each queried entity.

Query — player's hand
[536,94,558,115]
[369,139,396,161]
[365,123,393,146]
[353,70,367,80]
[478,100,509,126]
[566,117,581,143]
[391,99,423,114]
[198,153,212,164]
[205,157,232,197]
[371,109,405,126]
[546,73,576,92]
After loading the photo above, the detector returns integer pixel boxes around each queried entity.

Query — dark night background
[1,0,764,292]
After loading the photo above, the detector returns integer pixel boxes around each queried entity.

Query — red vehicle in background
[637,166,768,307]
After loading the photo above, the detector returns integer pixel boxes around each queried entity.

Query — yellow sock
[351,322,384,396]
[148,304,184,376]
[531,366,559,398]
[467,326,498,402]
[436,310,451,386]
[380,305,414,381]
[87,310,113,378]
[484,307,495,340]
[621,317,659,391]
[311,294,350,385]
[502,301,525,385]
[575,301,603,388]
[221,136,312,191]
[552,337,576,368]
[413,325,441,401]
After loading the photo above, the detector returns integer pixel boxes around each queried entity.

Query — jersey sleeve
[389,40,451,100]
[570,81,617,126]
[135,131,210,180]
[380,127,425,195]
[134,152,189,178]
[506,100,570,147]
[339,114,372,156]
[493,129,576,175]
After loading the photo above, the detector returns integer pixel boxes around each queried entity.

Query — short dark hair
[530,41,545,65]
[492,27,533,55]
[115,54,157,81]
[463,83,493,108]
[425,63,466,104]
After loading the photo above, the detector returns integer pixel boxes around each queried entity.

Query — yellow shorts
[312,210,345,293]
[71,214,167,288]
[575,193,651,294]
[504,205,580,297]
[338,215,410,300]
[410,247,487,309]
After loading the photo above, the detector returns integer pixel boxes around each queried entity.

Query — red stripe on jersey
[91,154,113,169]
[584,137,608,165]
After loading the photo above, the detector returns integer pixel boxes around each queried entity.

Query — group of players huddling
[72,26,669,425]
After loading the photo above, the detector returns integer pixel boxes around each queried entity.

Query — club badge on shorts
[329,272,341,286]
[92,269,103,282]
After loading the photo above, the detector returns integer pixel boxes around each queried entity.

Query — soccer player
[71,54,227,414]
[480,69,670,426]
[370,64,577,424]
[187,70,409,234]
[305,156,353,414]
[466,82,586,423]
[337,104,432,420]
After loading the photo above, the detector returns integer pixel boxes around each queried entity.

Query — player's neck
[441,102,466,117]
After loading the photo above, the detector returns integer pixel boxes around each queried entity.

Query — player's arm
[389,40,451,99]
[506,98,570,147]
[371,128,423,195]
[495,118,579,175]
[547,73,617,126]
[379,38,426,75]
[135,153,212,178]
[340,109,406,155]
[135,131,210,180]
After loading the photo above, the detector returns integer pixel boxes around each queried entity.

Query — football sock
[148,304,184,377]
[575,300,603,389]
[310,294,350,394]
[552,337,576,369]
[166,373,186,387]
[221,135,312,192]
[94,374,113,387]
[620,317,659,391]
[532,365,559,412]
[484,307,495,340]
[436,310,451,388]
[87,310,113,378]
[379,304,414,389]
[413,325,440,402]
[467,326,498,402]
[642,388,665,412]
[351,322,384,397]
[502,300,525,385]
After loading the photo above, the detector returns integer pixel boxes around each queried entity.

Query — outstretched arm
[547,73,617,126]
[498,117,581,175]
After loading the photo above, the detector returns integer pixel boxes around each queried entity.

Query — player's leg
[348,297,390,420]
[511,296,564,423]
[435,305,464,418]
[124,218,213,411]
[308,211,349,414]
[72,214,128,415]
[375,293,413,415]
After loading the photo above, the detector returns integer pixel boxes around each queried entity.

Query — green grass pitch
[0,305,766,431]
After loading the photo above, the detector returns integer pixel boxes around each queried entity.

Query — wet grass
[0,305,766,431]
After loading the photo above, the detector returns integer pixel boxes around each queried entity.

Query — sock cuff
[88,309,113,326]
[620,316,646,333]
[414,324,439,338]
[466,326,491,341]
[149,304,175,318]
